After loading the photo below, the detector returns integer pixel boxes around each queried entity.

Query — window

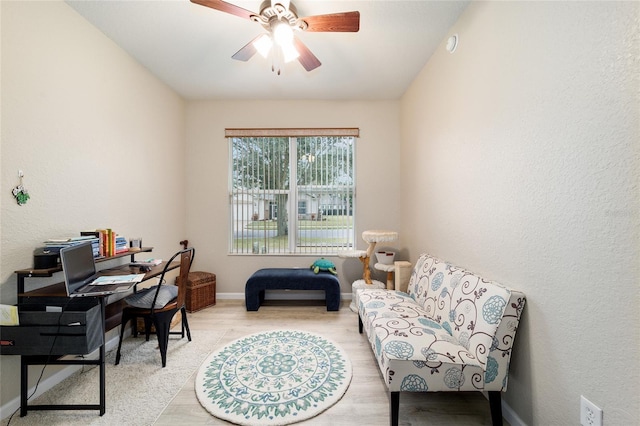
[227,128,358,255]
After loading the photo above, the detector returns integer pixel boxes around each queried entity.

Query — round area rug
[195,329,352,425]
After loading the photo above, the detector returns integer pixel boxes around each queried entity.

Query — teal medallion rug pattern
[195,329,352,425]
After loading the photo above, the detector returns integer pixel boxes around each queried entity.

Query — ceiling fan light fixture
[273,20,294,46]
[281,41,300,63]
[272,20,298,63]
[253,33,273,58]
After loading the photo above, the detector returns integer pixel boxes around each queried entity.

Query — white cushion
[125,285,177,309]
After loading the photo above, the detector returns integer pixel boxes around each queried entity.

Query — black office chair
[115,247,195,367]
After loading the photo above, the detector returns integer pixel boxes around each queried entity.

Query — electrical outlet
[580,395,603,426]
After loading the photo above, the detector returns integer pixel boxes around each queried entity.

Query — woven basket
[181,271,216,312]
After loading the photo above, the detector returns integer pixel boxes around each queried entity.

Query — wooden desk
[15,247,154,295]
[9,249,179,417]
[20,259,180,331]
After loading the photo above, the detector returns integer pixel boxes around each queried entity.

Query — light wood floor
[155,300,508,426]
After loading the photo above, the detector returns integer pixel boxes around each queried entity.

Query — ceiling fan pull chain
[272,44,283,75]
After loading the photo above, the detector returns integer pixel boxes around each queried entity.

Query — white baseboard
[215,292,245,300]
[217,292,353,300]
[503,398,527,426]
[481,391,527,426]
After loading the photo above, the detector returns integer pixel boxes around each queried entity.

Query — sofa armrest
[484,290,526,391]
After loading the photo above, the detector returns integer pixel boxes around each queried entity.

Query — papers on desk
[0,304,19,326]
[91,274,145,286]
[130,258,162,267]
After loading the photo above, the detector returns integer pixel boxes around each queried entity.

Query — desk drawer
[0,300,103,356]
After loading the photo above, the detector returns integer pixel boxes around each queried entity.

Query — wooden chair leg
[489,391,503,426]
[181,307,192,341]
[390,391,399,426]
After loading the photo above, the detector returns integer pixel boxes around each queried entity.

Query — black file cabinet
[0,298,103,356]
[1,297,107,417]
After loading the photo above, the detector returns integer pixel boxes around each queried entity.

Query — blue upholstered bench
[245,268,341,311]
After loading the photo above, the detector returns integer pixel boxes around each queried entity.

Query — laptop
[60,242,137,297]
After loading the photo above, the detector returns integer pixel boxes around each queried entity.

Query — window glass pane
[229,134,355,255]
[298,201,307,215]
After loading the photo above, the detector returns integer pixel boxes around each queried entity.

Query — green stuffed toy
[310,258,337,275]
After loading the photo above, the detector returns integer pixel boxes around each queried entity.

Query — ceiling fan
[191,0,360,74]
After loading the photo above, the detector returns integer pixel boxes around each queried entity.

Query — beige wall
[0,1,186,409]
[184,100,403,295]
[400,1,639,425]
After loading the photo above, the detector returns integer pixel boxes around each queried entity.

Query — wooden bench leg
[489,391,503,426]
[358,315,363,334]
[390,391,399,426]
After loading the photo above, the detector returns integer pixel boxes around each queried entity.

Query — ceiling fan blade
[301,11,360,32]
[231,35,262,62]
[190,0,256,20]
[293,37,321,71]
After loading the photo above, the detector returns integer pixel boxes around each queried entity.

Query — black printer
[33,247,60,269]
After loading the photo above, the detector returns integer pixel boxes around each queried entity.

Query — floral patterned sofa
[356,253,525,426]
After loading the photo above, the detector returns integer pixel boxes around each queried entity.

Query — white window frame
[227,128,359,255]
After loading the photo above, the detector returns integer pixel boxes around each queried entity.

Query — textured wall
[400,1,639,425]
[1,1,185,409]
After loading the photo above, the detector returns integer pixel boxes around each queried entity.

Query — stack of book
[43,235,100,257]
[81,229,129,257]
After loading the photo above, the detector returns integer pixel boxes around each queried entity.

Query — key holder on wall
[12,170,30,206]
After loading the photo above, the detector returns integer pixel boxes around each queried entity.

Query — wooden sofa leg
[390,391,399,426]
[488,391,503,426]
[358,315,363,334]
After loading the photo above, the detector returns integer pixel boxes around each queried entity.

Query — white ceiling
[65,0,469,100]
